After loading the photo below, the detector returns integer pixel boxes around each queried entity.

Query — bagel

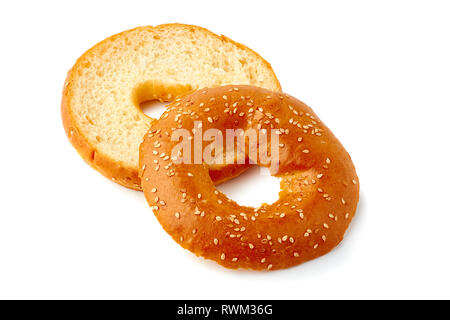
[139,85,359,270]
[61,24,281,190]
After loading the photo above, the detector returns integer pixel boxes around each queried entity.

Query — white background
[0,0,449,299]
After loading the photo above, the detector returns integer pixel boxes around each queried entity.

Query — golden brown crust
[140,85,359,270]
[61,24,281,191]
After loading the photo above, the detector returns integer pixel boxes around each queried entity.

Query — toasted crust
[140,86,359,270]
[61,24,281,190]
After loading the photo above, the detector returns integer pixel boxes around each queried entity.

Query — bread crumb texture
[62,24,280,189]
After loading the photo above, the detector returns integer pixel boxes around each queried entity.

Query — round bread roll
[62,24,280,190]
[140,85,359,271]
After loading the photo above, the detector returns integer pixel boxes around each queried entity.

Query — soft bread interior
[67,24,280,172]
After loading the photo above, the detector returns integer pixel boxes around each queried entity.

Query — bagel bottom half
[61,24,281,190]
[140,85,359,270]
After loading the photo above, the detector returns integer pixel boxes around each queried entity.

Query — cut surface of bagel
[62,24,281,190]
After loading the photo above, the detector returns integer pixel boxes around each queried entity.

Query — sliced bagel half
[62,23,281,190]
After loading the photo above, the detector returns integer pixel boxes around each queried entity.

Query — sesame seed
[175,212,180,219]
[221,253,226,260]
[214,238,218,245]
[302,149,310,153]
[294,252,300,257]
[267,264,273,270]
[151,188,157,193]
[260,258,266,263]
[215,216,222,221]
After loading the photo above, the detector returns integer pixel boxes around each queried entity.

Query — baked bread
[61,24,281,190]
[140,85,359,270]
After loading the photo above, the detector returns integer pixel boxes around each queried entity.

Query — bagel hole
[140,100,168,119]
[216,166,281,207]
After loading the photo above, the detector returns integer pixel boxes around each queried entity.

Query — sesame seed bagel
[139,85,359,271]
[62,24,280,190]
